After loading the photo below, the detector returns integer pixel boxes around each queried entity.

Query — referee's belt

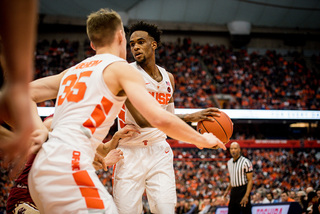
[232,184,247,189]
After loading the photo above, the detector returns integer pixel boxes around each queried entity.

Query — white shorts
[28,141,118,214]
[112,141,176,214]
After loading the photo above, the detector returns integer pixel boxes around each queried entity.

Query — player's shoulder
[129,61,138,68]
[107,61,138,75]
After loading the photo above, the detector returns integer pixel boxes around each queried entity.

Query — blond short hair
[86,8,123,48]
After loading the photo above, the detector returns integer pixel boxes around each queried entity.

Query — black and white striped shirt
[227,156,253,187]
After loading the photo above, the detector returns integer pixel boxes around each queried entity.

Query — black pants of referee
[228,184,252,214]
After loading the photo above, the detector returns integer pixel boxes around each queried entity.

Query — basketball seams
[222,112,233,134]
[200,121,210,133]
[211,116,228,142]
[197,112,233,144]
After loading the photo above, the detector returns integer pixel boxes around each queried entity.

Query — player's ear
[117,29,125,44]
[151,41,157,50]
[90,42,96,51]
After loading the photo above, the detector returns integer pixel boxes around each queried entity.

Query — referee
[223,142,253,214]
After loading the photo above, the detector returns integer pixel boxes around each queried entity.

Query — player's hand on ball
[188,107,221,122]
[200,132,226,150]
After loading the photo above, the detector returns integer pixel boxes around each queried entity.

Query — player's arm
[0,0,37,152]
[96,124,140,157]
[94,125,140,170]
[0,0,38,171]
[240,172,253,206]
[166,72,220,122]
[30,69,68,103]
[28,70,68,136]
[105,62,226,150]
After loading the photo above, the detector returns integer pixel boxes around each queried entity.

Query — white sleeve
[166,102,175,114]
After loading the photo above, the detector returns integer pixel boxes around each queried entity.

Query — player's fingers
[218,141,227,150]
[93,161,103,170]
[123,124,140,133]
[196,146,204,150]
[122,131,138,138]
[200,115,215,122]
[208,107,220,112]
[204,111,220,117]
[206,108,220,114]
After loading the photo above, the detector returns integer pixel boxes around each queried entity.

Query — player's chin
[136,57,146,64]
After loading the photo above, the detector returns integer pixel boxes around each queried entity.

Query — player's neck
[95,46,119,57]
[139,59,161,81]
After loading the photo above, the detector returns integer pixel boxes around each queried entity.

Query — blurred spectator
[306,191,319,214]
[198,197,211,214]
[272,189,281,203]
[281,190,296,202]
[252,191,264,204]
[185,199,200,214]
[307,187,316,194]
[290,190,297,200]
[175,200,189,214]
[262,191,274,203]
[297,190,308,213]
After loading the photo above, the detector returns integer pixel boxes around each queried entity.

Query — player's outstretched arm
[106,62,226,150]
[0,0,38,166]
[29,70,67,137]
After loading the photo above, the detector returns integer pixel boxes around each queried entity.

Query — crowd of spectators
[32,38,320,110]
[1,147,319,213]
[172,147,320,213]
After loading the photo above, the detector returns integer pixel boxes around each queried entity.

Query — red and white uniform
[113,62,176,214]
[29,54,126,214]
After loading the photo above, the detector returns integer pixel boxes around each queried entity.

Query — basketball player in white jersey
[27,9,225,214]
[113,21,223,214]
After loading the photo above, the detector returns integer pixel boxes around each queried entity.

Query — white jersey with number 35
[50,54,127,155]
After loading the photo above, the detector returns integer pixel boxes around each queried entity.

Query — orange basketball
[197,111,233,146]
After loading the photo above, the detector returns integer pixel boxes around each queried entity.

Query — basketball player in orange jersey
[27,9,226,214]
[0,0,38,175]
[113,21,224,214]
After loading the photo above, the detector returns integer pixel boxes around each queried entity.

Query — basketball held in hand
[197,111,233,148]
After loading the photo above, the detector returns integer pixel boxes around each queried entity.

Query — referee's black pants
[228,184,252,214]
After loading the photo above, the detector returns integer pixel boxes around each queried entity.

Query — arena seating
[34,39,320,110]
